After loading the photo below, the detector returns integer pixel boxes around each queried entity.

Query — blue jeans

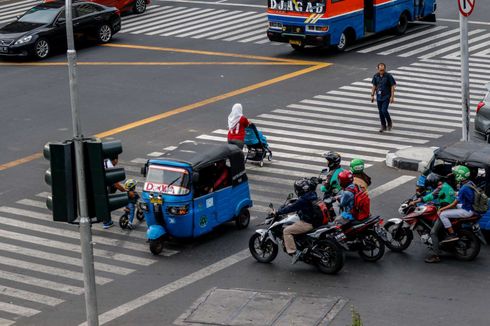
[127,202,136,224]
[377,99,392,128]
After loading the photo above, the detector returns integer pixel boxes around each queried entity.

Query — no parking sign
[458,0,475,17]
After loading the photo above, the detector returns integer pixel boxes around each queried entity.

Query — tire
[316,239,345,274]
[149,239,164,256]
[133,0,147,14]
[136,209,145,221]
[394,13,409,35]
[249,233,278,263]
[384,222,413,252]
[259,161,264,167]
[32,38,50,59]
[291,43,305,51]
[453,230,481,261]
[235,207,250,230]
[336,31,349,52]
[96,24,113,44]
[358,230,385,262]
[119,213,129,229]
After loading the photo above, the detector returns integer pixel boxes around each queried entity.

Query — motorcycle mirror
[287,193,294,200]
[268,203,273,209]
[192,172,199,184]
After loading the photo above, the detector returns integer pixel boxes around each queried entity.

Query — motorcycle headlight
[14,35,33,45]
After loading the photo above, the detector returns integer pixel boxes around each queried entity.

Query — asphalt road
[0,0,489,325]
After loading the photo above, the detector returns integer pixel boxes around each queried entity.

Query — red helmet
[338,170,354,188]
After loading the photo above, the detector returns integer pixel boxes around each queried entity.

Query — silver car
[474,83,490,142]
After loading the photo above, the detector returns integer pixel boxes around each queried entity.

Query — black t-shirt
[372,72,396,102]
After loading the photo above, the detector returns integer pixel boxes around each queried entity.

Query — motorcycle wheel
[358,230,385,262]
[136,209,145,221]
[316,239,345,274]
[384,223,413,252]
[249,233,278,263]
[149,239,164,256]
[453,230,481,261]
[119,213,129,229]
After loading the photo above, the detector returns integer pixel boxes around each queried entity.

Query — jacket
[277,191,318,225]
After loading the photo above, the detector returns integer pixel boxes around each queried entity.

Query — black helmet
[425,173,442,190]
[294,178,315,197]
[322,151,341,169]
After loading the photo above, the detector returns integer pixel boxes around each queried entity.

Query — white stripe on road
[390,70,488,85]
[0,285,63,306]
[420,33,490,59]
[16,198,46,209]
[0,270,84,295]
[0,254,111,285]
[0,302,40,317]
[130,8,208,34]
[397,66,488,80]
[174,11,256,37]
[159,9,230,36]
[192,16,266,39]
[357,26,447,53]
[120,7,185,31]
[412,61,490,74]
[0,317,14,326]
[150,9,226,35]
[223,28,265,41]
[208,21,266,40]
[83,174,415,325]
[0,241,134,276]
[238,32,268,43]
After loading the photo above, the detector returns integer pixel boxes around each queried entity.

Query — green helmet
[453,165,470,183]
[124,179,137,191]
[350,158,365,174]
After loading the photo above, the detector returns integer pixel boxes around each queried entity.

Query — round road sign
[458,0,475,17]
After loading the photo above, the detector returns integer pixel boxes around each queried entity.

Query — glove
[320,185,327,192]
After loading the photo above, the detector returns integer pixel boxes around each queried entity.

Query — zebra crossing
[357,25,490,59]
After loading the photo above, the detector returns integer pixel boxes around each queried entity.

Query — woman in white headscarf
[227,103,249,149]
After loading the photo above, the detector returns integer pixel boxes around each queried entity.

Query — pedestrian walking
[371,63,396,133]
[227,103,250,150]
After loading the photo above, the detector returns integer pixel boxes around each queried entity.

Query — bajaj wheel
[358,230,385,262]
[316,238,345,274]
[453,230,481,261]
[395,13,409,35]
[249,233,278,263]
[149,239,164,256]
[119,213,129,229]
[235,208,250,230]
[384,222,413,252]
[136,209,145,221]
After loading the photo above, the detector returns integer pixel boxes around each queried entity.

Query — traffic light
[84,139,129,222]
[43,141,78,223]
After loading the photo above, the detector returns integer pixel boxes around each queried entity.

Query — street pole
[460,11,470,142]
[65,0,99,324]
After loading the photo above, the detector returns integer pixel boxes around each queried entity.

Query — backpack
[311,200,330,226]
[469,185,489,214]
[347,185,371,221]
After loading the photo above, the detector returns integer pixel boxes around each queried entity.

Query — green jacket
[422,182,455,206]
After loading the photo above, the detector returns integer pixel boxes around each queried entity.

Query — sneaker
[424,255,441,263]
[291,250,302,265]
[440,233,459,244]
[127,223,134,230]
[387,123,393,131]
[379,127,386,133]
[103,221,114,229]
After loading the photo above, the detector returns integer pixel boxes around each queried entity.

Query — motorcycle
[119,201,145,229]
[384,200,487,261]
[248,195,345,275]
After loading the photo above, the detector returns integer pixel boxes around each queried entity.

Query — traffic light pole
[460,11,470,142]
[65,0,99,325]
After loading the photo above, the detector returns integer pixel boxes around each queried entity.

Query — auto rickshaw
[139,142,253,255]
[419,141,490,230]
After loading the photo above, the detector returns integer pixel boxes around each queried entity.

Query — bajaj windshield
[144,165,190,195]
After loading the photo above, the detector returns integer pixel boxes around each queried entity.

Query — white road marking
[379,28,460,55]
[159,9,230,36]
[0,285,63,306]
[0,270,84,295]
[174,11,256,37]
[0,302,40,317]
[370,176,416,198]
[192,16,266,39]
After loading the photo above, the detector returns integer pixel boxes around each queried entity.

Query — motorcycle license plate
[289,39,302,46]
[335,232,346,241]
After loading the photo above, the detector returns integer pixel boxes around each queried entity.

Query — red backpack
[311,200,330,226]
[347,185,371,221]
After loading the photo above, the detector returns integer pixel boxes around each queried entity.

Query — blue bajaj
[140,142,253,255]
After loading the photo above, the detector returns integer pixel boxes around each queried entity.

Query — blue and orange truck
[267,0,437,50]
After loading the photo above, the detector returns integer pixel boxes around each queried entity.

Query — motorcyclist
[350,158,371,191]
[278,178,319,264]
[320,151,344,198]
[425,166,476,263]
[333,170,357,226]
[411,173,455,208]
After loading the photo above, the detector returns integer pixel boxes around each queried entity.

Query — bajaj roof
[434,141,490,169]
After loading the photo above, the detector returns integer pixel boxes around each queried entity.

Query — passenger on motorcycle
[426,166,476,263]
[278,178,319,264]
[350,158,371,192]
[320,152,344,197]
[412,173,455,208]
[333,170,357,225]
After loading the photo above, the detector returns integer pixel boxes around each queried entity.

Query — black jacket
[277,191,318,225]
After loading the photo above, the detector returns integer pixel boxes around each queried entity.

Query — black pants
[377,99,392,128]
[430,219,442,255]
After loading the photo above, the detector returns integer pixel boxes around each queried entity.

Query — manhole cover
[175,288,347,326]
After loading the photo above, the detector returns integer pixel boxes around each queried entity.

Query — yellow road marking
[0,61,312,66]
[0,44,331,171]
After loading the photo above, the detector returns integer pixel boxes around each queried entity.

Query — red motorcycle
[384,200,486,261]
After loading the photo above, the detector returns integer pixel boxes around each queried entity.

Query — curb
[386,147,437,172]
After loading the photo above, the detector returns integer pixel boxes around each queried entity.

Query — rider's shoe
[103,221,114,229]
[424,254,441,263]
[440,233,459,244]
[291,250,302,264]
[127,222,134,230]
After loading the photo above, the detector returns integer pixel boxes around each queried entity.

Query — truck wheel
[395,13,409,35]
[149,239,164,255]
[235,208,250,230]
[336,32,349,52]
